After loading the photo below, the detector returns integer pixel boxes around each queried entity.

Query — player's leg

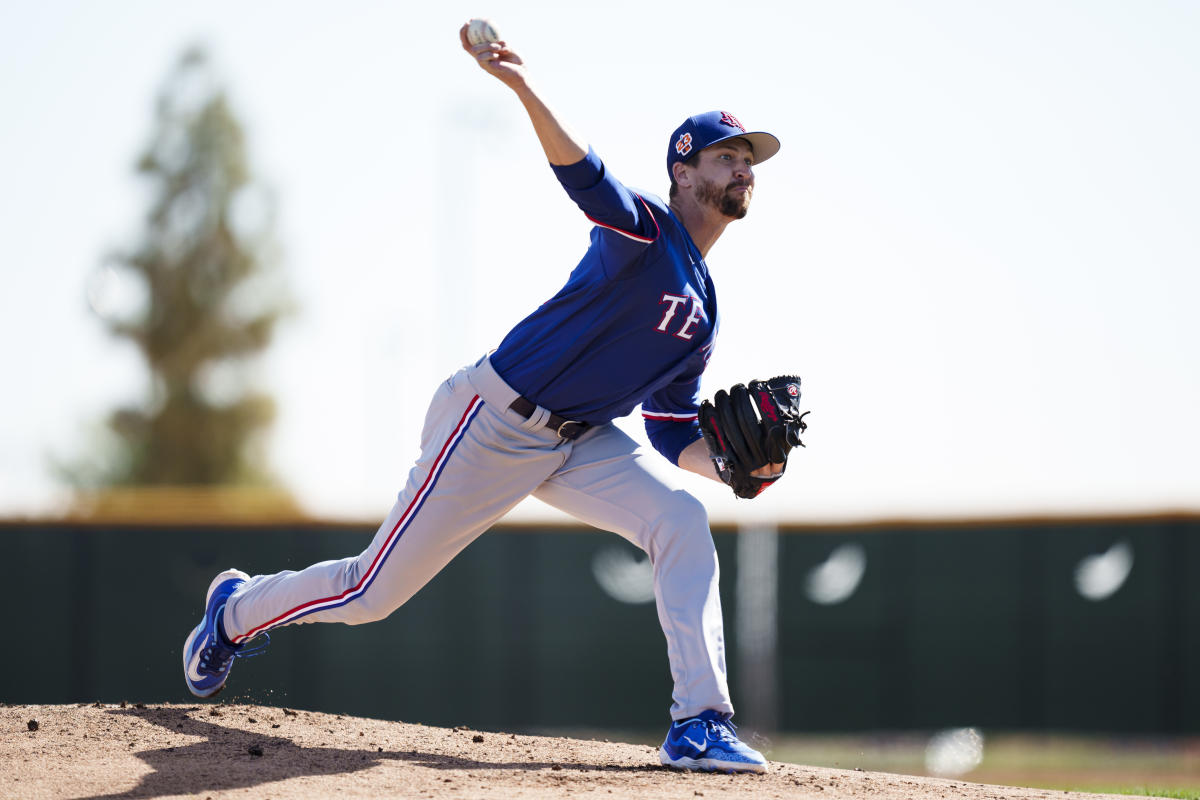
[224,368,570,638]
[184,361,569,697]
[532,424,729,717]
[530,423,766,772]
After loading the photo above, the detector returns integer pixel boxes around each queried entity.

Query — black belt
[508,396,589,439]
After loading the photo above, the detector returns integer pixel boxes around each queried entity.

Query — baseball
[466,18,501,46]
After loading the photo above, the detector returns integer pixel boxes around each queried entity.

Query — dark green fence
[2,516,1196,733]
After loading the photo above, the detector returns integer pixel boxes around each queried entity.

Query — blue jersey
[489,147,715,464]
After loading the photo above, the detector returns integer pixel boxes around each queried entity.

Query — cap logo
[675,132,693,158]
[719,112,745,132]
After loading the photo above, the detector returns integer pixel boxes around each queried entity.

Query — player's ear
[671,160,692,190]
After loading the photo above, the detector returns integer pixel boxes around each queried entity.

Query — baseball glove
[698,376,809,499]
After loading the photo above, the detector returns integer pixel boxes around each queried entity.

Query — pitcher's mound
[1,703,1151,799]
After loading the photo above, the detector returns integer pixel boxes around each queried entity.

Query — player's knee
[344,591,404,625]
[350,602,391,625]
[673,491,710,533]
[651,490,710,543]
[336,559,400,625]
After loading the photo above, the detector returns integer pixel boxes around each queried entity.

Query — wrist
[510,77,537,101]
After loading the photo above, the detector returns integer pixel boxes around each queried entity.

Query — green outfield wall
[1,516,1196,733]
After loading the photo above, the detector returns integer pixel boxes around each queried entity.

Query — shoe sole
[659,746,768,774]
[182,569,250,698]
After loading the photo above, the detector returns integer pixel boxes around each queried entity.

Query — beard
[696,177,751,219]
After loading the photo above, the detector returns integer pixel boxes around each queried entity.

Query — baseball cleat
[182,568,266,698]
[659,709,768,773]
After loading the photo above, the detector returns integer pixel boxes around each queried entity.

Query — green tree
[80,46,290,488]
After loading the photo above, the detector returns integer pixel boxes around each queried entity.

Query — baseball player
[184,21,806,774]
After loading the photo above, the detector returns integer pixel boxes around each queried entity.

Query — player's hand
[459,23,527,90]
[750,462,785,479]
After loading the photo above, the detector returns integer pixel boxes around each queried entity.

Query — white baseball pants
[222,356,732,720]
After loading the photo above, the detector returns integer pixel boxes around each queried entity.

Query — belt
[508,396,589,440]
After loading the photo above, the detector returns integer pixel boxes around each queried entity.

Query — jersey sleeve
[550,147,661,278]
[642,376,704,466]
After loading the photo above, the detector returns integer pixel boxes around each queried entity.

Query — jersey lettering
[656,293,689,332]
[676,299,704,340]
[656,292,705,340]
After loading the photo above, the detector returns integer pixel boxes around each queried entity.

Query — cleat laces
[199,632,270,675]
[702,717,740,745]
[236,633,271,658]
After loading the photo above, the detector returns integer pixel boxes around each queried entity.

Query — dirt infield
[1,703,1153,800]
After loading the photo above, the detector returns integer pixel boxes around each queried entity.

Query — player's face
[693,139,756,219]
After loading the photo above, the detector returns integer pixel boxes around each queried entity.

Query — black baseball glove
[698,376,809,499]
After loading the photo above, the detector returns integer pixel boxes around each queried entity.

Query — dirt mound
[1,703,1150,799]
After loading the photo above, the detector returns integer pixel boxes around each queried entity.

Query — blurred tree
[74,46,291,489]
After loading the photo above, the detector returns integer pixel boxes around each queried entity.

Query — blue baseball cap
[667,111,780,180]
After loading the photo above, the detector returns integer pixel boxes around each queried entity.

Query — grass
[760,732,1200,798]
[538,727,1200,797]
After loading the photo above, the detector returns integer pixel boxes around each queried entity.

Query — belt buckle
[556,419,580,438]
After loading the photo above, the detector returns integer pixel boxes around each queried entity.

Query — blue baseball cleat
[659,710,768,773]
[182,568,265,698]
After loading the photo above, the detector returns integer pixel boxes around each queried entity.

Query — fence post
[736,521,779,733]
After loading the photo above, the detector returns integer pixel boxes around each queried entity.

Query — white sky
[1,0,1198,524]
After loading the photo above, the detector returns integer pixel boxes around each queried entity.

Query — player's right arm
[459,22,586,166]
[460,22,659,266]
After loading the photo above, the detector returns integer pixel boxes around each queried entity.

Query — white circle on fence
[592,546,655,604]
[804,543,866,605]
[1074,540,1133,601]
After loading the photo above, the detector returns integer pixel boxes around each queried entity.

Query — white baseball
[466,18,501,46]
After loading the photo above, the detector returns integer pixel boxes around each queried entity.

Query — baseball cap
[667,111,780,180]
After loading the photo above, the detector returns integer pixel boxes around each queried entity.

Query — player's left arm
[697,377,808,498]
[643,378,780,482]
[644,412,780,484]
[678,438,782,482]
